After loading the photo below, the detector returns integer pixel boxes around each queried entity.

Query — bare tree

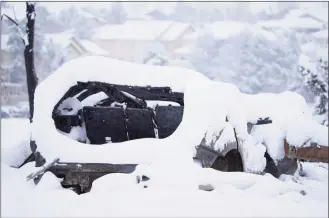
[24,2,38,122]
[1,2,38,122]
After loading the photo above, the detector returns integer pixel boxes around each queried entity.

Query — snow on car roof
[31,56,209,163]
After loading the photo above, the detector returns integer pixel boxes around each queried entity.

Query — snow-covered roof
[78,39,108,56]
[44,30,75,49]
[286,8,328,24]
[313,29,328,40]
[78,8,107,24]
[44,31,108,56]
[160,22,192,41]
[183,31,200,40]
[92,20,192,41]
[257,17,325,32]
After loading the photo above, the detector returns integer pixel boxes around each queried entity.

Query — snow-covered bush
[57,6,102,40]
[299,58,328,126]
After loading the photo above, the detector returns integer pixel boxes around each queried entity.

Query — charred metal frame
[26,81,186,194]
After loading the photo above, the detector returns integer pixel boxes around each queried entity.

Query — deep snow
[1,118,328,217]
[2,56,328,217]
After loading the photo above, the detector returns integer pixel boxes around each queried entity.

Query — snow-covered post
[24,2,38,123]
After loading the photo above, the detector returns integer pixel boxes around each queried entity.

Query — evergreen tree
[6,20,25,84]
[170,2,198,24]
[190,28,302,94]
[107,2,127,24]
[299,58,328,126]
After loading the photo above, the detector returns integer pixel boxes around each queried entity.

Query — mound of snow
[242,91,328,161]
[2,161,328,217]
[1,119,32,167]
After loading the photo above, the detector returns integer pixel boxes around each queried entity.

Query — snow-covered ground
[1,118,328,217]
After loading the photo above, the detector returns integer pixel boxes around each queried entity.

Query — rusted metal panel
[284,139,328,163]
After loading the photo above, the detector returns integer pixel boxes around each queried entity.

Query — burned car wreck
[26,81,295,194]
[23,56,327,194]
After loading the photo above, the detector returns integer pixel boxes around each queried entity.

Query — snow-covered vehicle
[26,56,328,194]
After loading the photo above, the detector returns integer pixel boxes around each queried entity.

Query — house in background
[256,8,327,33]
[64,37,109,61]
[91,20,196,62]
[45,30,109,61]
[1,32,108,104]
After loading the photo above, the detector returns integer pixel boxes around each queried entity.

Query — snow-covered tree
[73,18,94,39]
[35,38,66,80]
[6,20,26,84]
[35,5,64,33]
[5,4,64,84]
[299,58,328,126]
[57,6,99,39]
[47,40,66,72]
[107,2,127,24]
[170,2,198,24]
[256,2,298,20]
[229,2,255,22]
[189,33,226,81]
[190,28,302,94]
[6,18,43,85]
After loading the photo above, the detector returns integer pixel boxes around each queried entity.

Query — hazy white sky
[1,1,327,20]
